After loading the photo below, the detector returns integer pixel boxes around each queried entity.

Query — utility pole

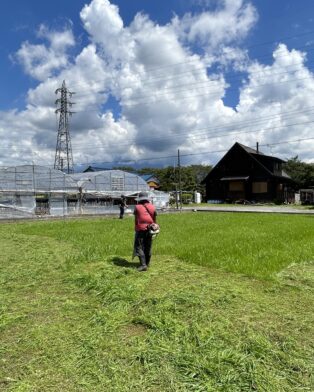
[178,149,182,210]
[54,80,75,174]
[172,162,179,210]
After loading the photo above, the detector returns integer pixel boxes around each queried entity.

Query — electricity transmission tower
[54,80,75,174]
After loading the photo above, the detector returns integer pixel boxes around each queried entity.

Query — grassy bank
[0,213,313,391]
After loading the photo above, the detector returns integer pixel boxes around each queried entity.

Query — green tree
[142,165,212,195]
[283,156,314,189]
[112,166,135,173]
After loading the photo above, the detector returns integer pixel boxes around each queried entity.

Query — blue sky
[1,0,314,168]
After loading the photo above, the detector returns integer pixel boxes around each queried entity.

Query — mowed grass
[0,212,313,391]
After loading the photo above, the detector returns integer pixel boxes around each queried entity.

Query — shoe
[137,265,147,272]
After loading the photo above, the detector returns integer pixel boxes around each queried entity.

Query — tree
[283,156,314,189]
[146,165,212,194]
[112,166,135,173]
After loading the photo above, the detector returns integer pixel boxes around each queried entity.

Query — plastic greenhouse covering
[70,170,149,195]
[0,166,170,219]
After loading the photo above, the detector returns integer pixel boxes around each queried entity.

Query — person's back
[134,202,156,231]
[133,192,157,271]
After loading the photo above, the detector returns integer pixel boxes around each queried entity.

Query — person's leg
[134,232,147,271]
[137,256,147,271]
[144,233,153,267]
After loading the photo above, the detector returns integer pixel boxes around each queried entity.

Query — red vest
[134,203,156,231]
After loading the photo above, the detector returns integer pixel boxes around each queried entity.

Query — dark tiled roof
[237,143,264,155]
[236,142,284,163]
[83,166,109,172]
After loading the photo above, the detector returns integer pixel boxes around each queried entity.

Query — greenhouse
[70,170,169,214]
[0,166,170,219]
[0,165,79,218]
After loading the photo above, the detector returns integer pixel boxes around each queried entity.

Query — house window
[229,181,244,191]
[111,176,124,191]
[252,182,267,193]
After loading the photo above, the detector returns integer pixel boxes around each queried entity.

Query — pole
[178,149,182,210]
[175,183,179,210]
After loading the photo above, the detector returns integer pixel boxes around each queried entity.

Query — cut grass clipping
[0,212,313,391]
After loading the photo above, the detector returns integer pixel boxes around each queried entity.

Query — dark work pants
[133,231,153,267]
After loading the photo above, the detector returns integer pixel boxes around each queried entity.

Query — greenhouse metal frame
[0,166,169,219]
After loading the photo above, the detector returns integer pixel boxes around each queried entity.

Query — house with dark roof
[83,165,109,173]
[202,142,295,203]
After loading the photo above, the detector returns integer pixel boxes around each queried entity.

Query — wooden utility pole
[178,149,182,210]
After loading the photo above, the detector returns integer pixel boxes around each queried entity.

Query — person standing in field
[119,196,128,219]
[133,191,157,271]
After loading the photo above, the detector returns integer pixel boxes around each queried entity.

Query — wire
[2,134,312,169]
[68,106,314,149]
[69,118,314,152]
[73,58,314,104]
[71,136,314,166]
[71,73,314,112]
[2,105,314,153]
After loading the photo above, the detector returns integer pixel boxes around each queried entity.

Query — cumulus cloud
[14,24,75,81]
[175,0,257,49]
[1,0,314,168]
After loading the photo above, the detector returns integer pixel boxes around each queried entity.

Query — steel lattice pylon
[54,80,75,174]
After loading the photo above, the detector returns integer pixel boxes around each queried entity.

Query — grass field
[0,212,313,391]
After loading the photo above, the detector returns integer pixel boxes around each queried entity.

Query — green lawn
[0,212,313,391]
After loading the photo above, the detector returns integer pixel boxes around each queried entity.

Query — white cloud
[175,0,257,49]
[80,0,123,41]
[14,25,75,81]
[1,0,314,168]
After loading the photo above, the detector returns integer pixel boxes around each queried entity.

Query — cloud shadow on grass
[111,256,138,269]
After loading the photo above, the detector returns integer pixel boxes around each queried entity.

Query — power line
[1,136,313,169]
[72,136,314,167]
[2,105,314,153]
[68,118,314,153]
[74,58,314,103]
[72,74,314,111]
[69,106,314,149]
